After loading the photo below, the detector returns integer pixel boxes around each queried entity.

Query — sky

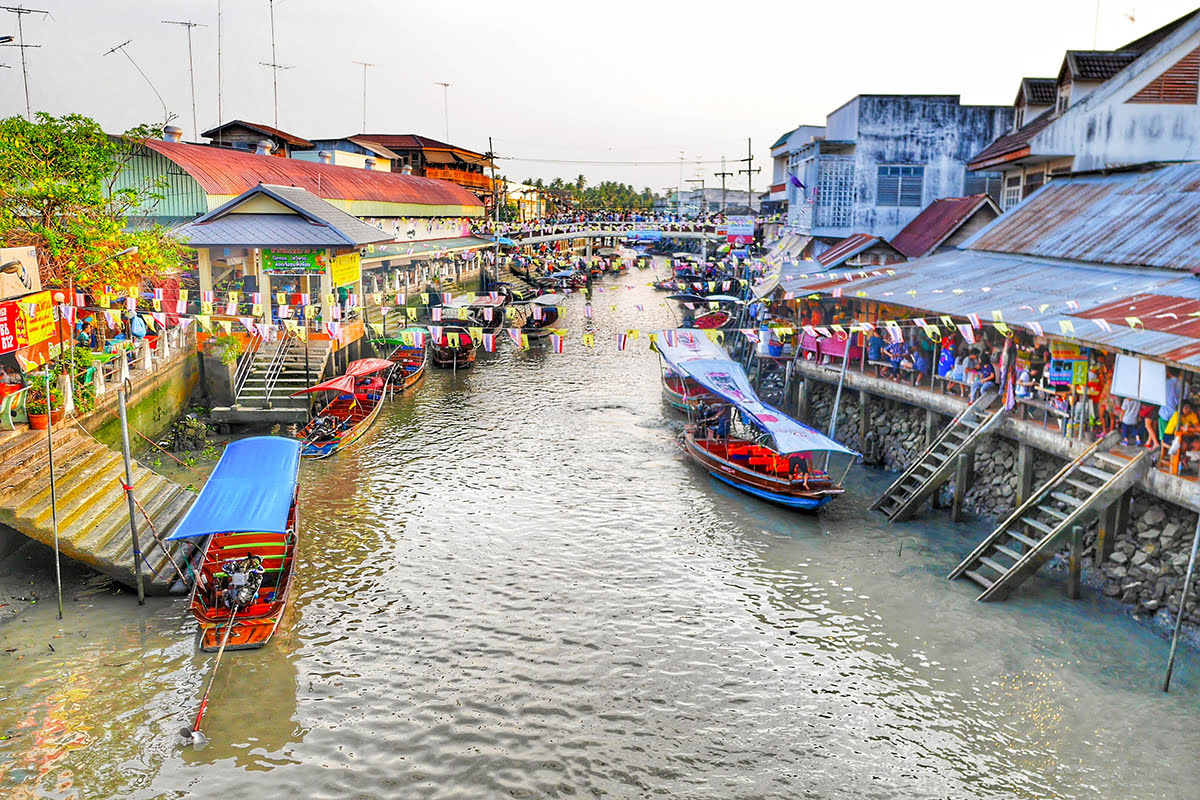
[2,0,1198,195]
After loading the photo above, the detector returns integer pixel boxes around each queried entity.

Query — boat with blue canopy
[168,436,302,651]
[654,329,859,510]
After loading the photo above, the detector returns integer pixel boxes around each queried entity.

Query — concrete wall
[81,349,201,449]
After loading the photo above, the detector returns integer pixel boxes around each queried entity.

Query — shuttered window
[964,172,1003,202]
[876,165,923,207]
[1128,45,1200,104]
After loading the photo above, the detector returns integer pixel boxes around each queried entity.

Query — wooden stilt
[952,449,974,523]
[1016,441,1034,506]
[1068,524,1083,599]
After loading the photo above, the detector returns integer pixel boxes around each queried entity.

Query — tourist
[1120,396,1142,445]
[1142,403,1160,450]
[1015,361,1035,399]
[970,354,996,401]
[1029,343,1049,383]
[949,345,969,385]
[75,322,98,349]
[1160,368,1183,446]
[884,339,908,380]
[866,330,885,364]
[908,348,929,386]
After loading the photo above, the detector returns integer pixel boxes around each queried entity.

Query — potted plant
[26,378,64,430]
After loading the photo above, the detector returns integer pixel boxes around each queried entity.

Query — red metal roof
[142,140,483,210]
[199,120,315,149]
[817,233,904,268]
[968,109,1058,170]
[890,195,998,258]
[356,133,487,160]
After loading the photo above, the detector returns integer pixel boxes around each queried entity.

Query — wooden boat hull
[694,310,732,329]
[298,388,387,458]
[385,346,427,392]
[430,348,476,368]
[188,527,297,652]
[662,373,716,412]
[682,428,844,511]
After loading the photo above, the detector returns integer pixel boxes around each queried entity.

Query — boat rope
[119,478,190,585]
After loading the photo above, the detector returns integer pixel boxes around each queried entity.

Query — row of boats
[655,329,858,511]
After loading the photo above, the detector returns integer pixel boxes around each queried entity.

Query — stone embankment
[799,382,1200,628]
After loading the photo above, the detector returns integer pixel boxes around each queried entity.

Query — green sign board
[263,249,324,272]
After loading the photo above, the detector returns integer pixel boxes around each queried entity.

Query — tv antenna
[259,0,292,129]
[353,61,373,132]
[104,39,175,126]
[0,5,47,120]
[162,20,207,141]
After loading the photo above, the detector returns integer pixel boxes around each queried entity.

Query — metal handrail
[232,333,263,399]
[261,331,296,409]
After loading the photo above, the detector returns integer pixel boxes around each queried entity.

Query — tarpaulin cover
[291,374,356,396]
[655,330,859,457]
[345,358,394,377]
[167,437,300,540]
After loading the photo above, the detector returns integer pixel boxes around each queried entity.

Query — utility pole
[737,137,761,217]
[104,40,173,126]
[715,156,733,216]
[162,20,206,141]
[216,0,223,127]
[353,61,373,132]
[435,81,451,140]
[677,151,685,219]
[259,0,292,129]
[486,136,499,294]
[0,5,46,120]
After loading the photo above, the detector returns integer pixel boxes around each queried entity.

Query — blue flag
[789,174,806,190]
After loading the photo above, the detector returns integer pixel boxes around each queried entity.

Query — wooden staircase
[871,392,1007,522]
[0,424,195,594]
[948,432,1151,601]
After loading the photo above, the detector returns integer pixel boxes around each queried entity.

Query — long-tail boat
[661,368,717,412]
[167,436,302,651]
[372,327,428,392]
[430,325,477,369]
[291,357,394,458]
[520,293,566,339]
[656,329,859,511]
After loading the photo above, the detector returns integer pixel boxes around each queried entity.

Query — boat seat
[748,457,772,466]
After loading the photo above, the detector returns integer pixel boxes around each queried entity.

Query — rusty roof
[890,195,999,258]
[1019,78,1057,106]
[142,140,484,211]
[199,120,314,149]
[967,108,1058,169]
[964,162,1200,270]
[355,133,488,160]
[816,233,904,268]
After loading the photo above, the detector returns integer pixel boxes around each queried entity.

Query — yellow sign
[331,252,362,288]
[21,290,53,346]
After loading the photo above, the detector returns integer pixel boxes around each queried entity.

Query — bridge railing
[480,220,728,241]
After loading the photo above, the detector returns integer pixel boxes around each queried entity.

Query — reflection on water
[1,273,1199,799]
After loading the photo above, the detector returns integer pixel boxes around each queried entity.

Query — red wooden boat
[661,369,717,412]
[168,437,302,651]
[430,325,477,368]
[373,328,428,392]
[292,358,394,458]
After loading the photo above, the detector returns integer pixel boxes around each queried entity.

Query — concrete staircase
[0,424,195,594]
[212,336,331,425]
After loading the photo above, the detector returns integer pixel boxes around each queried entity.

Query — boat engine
[222,554,265,608]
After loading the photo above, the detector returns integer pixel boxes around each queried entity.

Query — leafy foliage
[0,113,186,288]
[521,176,657,211]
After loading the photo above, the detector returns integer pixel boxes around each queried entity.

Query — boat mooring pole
[1163,513,1200,692]
[118,388,146,605]
[45,372,64,621]
[824,342,853,472]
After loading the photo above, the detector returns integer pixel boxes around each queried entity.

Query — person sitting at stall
[1015,361,1035,399]
[884,339,908,380]
[866,330,885,364]
[903,347,929,386]
[1029,343,1049,383]
[969,354,996,401]
[75,322,98,349]
[788,453,813,490]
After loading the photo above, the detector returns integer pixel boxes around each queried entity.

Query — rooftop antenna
[0,5,47,120]
[259,0,292,129]
[353,60,373,133]
[435,81,451,141]
[216,0,222,128]
[1094,0,1101,48]
[103,39,175,126]
[162,20,206,141]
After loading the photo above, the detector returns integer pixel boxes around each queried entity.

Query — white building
[765,125,826,217]
[969,9,1200,209]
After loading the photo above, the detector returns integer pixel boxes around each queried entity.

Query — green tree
[0,112,185,289]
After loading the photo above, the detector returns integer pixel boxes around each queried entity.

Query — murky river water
[2,273,1199,799]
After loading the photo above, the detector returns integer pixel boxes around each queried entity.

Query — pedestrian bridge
[495,221,724,247]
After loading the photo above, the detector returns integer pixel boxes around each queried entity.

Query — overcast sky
[3,0,1197,193]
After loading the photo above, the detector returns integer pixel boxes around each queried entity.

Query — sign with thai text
[331,252,362,288]
[263,249,325,273]
[726,216,754,245]
[0,302,22,354]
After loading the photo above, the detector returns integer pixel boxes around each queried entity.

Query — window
[815,155,855,228]
[1023,171,1044,198]
[876,165,924,207]
[964,172,1003,202]
[1056,83,1070,115]
[1013,103,1025,130]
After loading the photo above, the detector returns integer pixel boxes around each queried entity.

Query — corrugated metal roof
[816,233,902,268]
[200,120,314,148]
[355,133,491,164]
[774,249,1200,367]
[965,163,1200,270]
[968,108,1058,168]
[142,140,484,211]
[176,184,395,247]
[890,195,997,258]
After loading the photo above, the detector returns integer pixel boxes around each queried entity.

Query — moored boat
[168,436,302,651]
[655,328,858,511]
[292,357,394,458]
[520,293,566,338]
[372,327,428,392]
[661,368,717,412]
[430,325,478,369]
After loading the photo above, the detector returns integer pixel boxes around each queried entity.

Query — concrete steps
[0,423,194,595]
[214,339,332,423]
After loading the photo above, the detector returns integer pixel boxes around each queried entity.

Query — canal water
[1,273,1198,799]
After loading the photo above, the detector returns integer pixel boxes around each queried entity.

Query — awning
[291,373,356,395]
[423,150,457,165]
[166,437,300,540]
[654,330,858,456]
[782,249,1200,368]
[363,236,494,265]
[346,357,394,377]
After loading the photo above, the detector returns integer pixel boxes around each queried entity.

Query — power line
[496,155,731,166]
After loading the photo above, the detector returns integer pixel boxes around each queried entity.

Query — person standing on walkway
[1160,369,1184,446]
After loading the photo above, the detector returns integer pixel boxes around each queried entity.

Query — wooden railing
[424,167,494,191]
